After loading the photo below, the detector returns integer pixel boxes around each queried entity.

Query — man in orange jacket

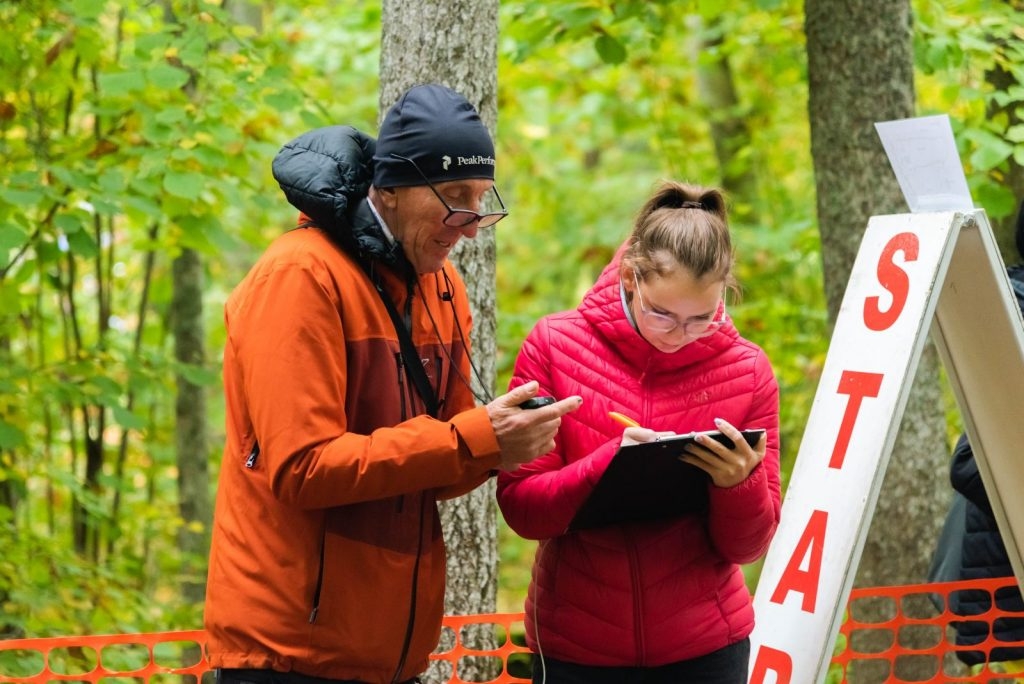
[203,84,581,684]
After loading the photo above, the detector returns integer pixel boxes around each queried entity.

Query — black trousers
[217,668,420,684]
[531,638,750,684]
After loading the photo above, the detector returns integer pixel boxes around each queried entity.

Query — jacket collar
[579,245,738,374]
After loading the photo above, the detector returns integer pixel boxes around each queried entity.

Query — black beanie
[372,84,495,188]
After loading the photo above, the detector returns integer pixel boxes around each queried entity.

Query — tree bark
[380,1,501,681]
[169,245,212,684]
[687,14,758,218]
[171,248,211,612]
[160,0,214,631]
[805,1,953,680]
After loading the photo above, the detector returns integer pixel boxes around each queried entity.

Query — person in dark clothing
[944,200,1024,671]
[948,432,1024,668]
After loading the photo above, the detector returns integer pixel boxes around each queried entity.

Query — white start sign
[747,210,1024,683]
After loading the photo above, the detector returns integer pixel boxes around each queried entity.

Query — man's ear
[375,186,398,209]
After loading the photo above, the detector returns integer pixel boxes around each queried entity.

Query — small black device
[519,396,555,409]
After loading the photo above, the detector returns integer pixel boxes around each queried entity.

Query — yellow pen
[609,411,642,429]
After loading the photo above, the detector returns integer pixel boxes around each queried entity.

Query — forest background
[2,0,1024,650]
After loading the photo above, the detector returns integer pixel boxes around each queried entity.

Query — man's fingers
[502,381,539,407]
[554,396,582,414]
[513,395,580,419]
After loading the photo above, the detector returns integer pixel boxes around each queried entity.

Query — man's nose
[457,221,480,239]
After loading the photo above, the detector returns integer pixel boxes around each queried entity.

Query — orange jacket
[204,224,501,683]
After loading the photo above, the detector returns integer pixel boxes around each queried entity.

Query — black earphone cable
[418,268,494,406]
[434,272,453,302]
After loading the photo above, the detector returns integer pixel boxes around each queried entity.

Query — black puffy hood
[272,125,406,270]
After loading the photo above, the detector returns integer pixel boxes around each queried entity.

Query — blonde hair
[621,180,739,299]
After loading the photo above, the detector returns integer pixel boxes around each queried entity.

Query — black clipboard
[567,429,766,532]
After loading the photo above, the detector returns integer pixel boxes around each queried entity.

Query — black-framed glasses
[631,269,727,337]
[390,154,508,228]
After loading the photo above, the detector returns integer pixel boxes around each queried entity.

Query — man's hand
[487,381,582,472]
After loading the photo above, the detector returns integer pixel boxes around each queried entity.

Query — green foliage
[1,0,1022,642]
[495,0,819,483]
[493,0,825,606]
[915,0,1024,226]
[494,0,1023,609]
[0,0,373,636]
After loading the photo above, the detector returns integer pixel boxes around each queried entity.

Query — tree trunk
[172,246,213,684]
[687,14,758,218]
[171,248,211,613]
[162,0,235,631]
[805,1,953,681]
[380,1,500,681]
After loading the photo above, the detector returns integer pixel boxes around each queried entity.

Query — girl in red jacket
[497,181,781,683]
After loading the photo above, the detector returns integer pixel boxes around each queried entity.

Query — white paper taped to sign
[874,114,974,213]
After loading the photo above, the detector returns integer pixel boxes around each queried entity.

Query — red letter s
[864,231,918,331]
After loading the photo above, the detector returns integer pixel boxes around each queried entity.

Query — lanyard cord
[362,262,440,418]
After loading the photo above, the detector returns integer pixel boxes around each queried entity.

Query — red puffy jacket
[497,253,781,667]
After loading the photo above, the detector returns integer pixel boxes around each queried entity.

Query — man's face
[380,178,495,274]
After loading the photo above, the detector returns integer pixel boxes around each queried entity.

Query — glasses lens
[476,213,505,228]
[443,211,481,228]
[684,312,727,338]
[443,211,506,229]
[684,321,713,337]
[646,313,680,333]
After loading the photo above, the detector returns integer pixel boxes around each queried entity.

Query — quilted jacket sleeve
[705,348,782,563]
[496,319,618,540]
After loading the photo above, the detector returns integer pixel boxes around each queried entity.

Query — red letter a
[769,509,828,613]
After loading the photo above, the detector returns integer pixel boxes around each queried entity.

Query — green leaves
[0,421,25,450]
[163,170,206,201]
[0,186,45,207]
[0,222,28,257]
[0,0,336,636]
[98,70,146,96]
[148,63,191,91]
[966,127,1016,172]
[594,33,626,64]
[915,0,1024,227]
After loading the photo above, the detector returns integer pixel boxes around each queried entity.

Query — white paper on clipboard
[874,114,974,213]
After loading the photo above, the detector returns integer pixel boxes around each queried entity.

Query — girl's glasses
[632,270,727,337]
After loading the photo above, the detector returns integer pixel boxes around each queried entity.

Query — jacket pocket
[244,436,260,469]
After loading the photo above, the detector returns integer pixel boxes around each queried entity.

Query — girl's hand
[620,426,675,448]
[681,418,766,488]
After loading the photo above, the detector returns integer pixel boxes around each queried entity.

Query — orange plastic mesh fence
[0,629,210,684]
[0,615,532,684]
[1,580,1022,684]
[430,613,530,683]
[833,577,1024,683]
